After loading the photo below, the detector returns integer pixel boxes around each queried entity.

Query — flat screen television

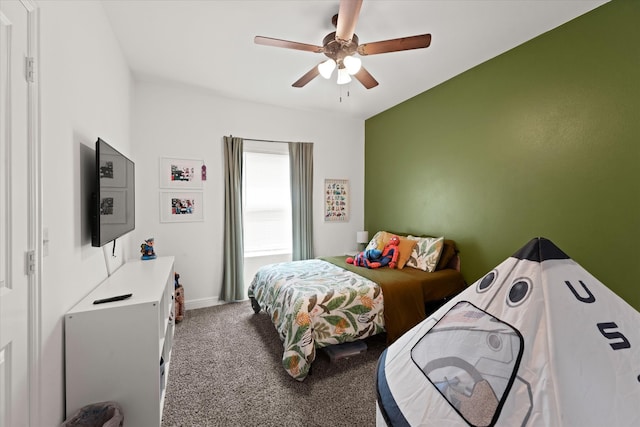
[91,138,135,247]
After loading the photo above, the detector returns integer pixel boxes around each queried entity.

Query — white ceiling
[101,0,608,120]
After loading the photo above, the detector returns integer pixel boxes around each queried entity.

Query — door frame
[22,0,42,423]
[0,0,41,423]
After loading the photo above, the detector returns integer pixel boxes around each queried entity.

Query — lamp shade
[343,55,362,75]
[318,59,336,79]
[336,67,352,85]
[356,231,369,244]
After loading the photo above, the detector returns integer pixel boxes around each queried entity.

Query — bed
[248,236,466,381]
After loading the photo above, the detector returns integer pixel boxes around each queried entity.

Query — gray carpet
[161,301,387,427]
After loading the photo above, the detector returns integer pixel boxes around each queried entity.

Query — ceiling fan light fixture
[343,55,362,75]
[337,67,352,85]
[254,2,430,90]
[318,59,336,79]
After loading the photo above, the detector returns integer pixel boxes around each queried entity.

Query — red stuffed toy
[346,235,400,269]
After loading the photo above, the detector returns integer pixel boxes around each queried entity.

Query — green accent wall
[364,0,640,310]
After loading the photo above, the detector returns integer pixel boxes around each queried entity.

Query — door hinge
[25,57,35,83]
[26,250,36,275]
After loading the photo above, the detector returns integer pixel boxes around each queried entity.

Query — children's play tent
[376,237,640,426]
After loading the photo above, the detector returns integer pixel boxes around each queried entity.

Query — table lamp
[357,231,369,252]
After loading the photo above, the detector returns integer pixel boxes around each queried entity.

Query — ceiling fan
[254,0,431,89]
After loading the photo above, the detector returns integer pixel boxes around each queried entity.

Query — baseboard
[185,297,223,311]
[184,297,252,311]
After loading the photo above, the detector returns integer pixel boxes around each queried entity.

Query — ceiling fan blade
[353,66,379,89]
[357,34,432,56]
[335,0,363,43]
[292,65,321,88]
[254,36,324,53]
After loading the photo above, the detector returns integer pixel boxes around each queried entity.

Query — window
[242,142,292,256]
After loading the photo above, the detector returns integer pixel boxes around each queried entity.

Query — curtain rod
[229,135,312,144]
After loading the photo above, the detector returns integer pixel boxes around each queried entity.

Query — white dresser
[65,256,175,426]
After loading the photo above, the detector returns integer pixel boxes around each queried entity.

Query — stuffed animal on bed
[346,235,401,269]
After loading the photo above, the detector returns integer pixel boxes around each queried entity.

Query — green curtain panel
[289,142,314,260]
[222,136,245,301]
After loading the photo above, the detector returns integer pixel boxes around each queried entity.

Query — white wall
[130,81,365,308]
[34,2,364,423]
[39,1,132,423]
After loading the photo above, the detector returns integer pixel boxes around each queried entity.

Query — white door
[0,1,39,426]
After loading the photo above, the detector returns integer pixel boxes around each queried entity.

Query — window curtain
[222,136,245,301]
[289,142,314,260]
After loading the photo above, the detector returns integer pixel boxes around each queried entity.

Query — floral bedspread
[248,259,385,381]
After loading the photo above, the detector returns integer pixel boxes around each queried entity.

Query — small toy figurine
[346,235,400,269]
[140,237,157,260]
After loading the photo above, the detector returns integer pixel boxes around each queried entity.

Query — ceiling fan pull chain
[338,83,352,103]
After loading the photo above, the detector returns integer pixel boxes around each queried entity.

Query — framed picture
[159,157,204,189]
[160,191,204,223]
[324,179,349,222]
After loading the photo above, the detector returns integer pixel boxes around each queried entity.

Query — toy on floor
[347,235,400,269]
[140,237,157,260]
[174,272,185,322]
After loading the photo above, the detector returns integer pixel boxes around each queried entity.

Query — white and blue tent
[376,238,640,427]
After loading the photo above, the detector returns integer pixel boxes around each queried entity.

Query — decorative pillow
[406,236,445,272]
[436,240,457,271]
[366,231,390,251]
[396,236,418,270]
